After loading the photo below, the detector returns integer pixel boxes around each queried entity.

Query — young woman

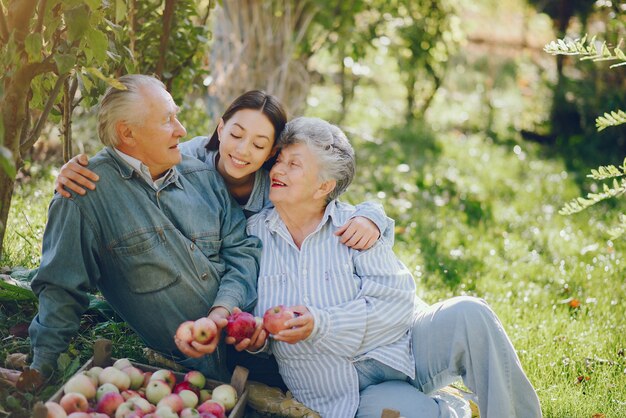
[56,90,389,249]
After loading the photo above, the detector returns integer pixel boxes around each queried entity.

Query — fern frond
[596,109,626,131]
[608,213,626,240]
[586,158,626,180]
[544,36,626,67]
[559,177,626,215]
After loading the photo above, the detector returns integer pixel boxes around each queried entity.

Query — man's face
[121,85,187,178]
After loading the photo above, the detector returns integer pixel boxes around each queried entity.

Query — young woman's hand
[272,306,313,344]
[224,307,269,352]
[55,154,99,197]
[335,216,380,250]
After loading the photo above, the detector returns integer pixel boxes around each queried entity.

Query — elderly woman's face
[269,143,323,206]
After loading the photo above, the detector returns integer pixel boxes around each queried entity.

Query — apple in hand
[263,305,296,335]
[193,317,218,344]
[176,321,195,344]
[226,312,259,343]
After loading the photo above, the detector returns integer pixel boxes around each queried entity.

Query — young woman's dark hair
[206,90,287,170]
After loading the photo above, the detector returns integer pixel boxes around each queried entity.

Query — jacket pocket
[109,228,180,293]
[192,234,225,277]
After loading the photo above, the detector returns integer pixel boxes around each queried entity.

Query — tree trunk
[0,169,16,258]
[209,1,317,117]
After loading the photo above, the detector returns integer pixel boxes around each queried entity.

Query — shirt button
[201,273,208,280]
[190,243,195,250]
[302,269,307,275]
[304,297,310,303]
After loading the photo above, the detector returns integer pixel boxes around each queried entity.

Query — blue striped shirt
[248,200,426,418]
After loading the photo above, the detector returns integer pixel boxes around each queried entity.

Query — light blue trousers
[356,296,542,418]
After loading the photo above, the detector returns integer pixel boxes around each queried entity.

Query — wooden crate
[37,339,249,418]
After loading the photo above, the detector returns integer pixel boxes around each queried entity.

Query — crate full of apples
[40,339,248,418]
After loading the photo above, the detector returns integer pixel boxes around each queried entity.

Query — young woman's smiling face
[216,108,276,181]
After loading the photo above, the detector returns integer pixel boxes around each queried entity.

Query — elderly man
[28,75,261,380]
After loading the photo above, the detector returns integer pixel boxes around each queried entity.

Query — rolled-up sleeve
[29,198,100,373]
[213,182,261,313]
[307,240,415,357]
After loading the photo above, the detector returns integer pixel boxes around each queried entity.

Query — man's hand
[174,309,228,358]
[55,154,99,198]
[273,306,314,344]
[335,216,380,250]
[224,308,268,352]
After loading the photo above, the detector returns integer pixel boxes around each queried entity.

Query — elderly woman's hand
[335,216,380,250]
[273,306,314,344]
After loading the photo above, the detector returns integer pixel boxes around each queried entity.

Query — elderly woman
[242,117,542,418]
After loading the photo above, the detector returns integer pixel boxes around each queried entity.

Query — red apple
[60,392,89,414]
[263,305,296,335]
[225,312,258,343]
[127,396,154,414]
[183,371,206,390]
[64,373,97,400]
[96,383,120,402]
[210,384,237,412]
[193,317,217,344]
[197,400,225,418]
[44,401,68,418]
[150,369,176,389]
[96,392,124,416]
[174,381,199,395]
[175,321,195,343]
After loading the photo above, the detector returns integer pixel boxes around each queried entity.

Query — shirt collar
[265,199,341,233]
[109,147,181,190]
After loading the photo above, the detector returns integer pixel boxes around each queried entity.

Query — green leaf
[54,54,76,75]
[0,146,16,178]
[115,0,127,24]
[85,67,127,90]
[84,0,101,10]
[0,279,36,302]
[85,28,109,64]
[65,5,91,43]
[25,33,43,60]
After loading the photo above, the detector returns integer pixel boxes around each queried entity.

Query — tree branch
[0,2,9,44]
[7,0,38,45]
[21,73,68,153]
[35,0,47,34]
[155,0,176,80]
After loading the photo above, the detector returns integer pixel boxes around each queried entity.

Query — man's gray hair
[98,75,166,147]
[279,117,355,201]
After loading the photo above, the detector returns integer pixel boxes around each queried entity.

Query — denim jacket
[29,148,261,379]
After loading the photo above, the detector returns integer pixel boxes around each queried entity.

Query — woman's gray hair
[279,117,356,201]
[98,75,166,147]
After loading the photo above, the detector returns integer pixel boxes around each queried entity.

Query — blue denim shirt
[29,148,261,379]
